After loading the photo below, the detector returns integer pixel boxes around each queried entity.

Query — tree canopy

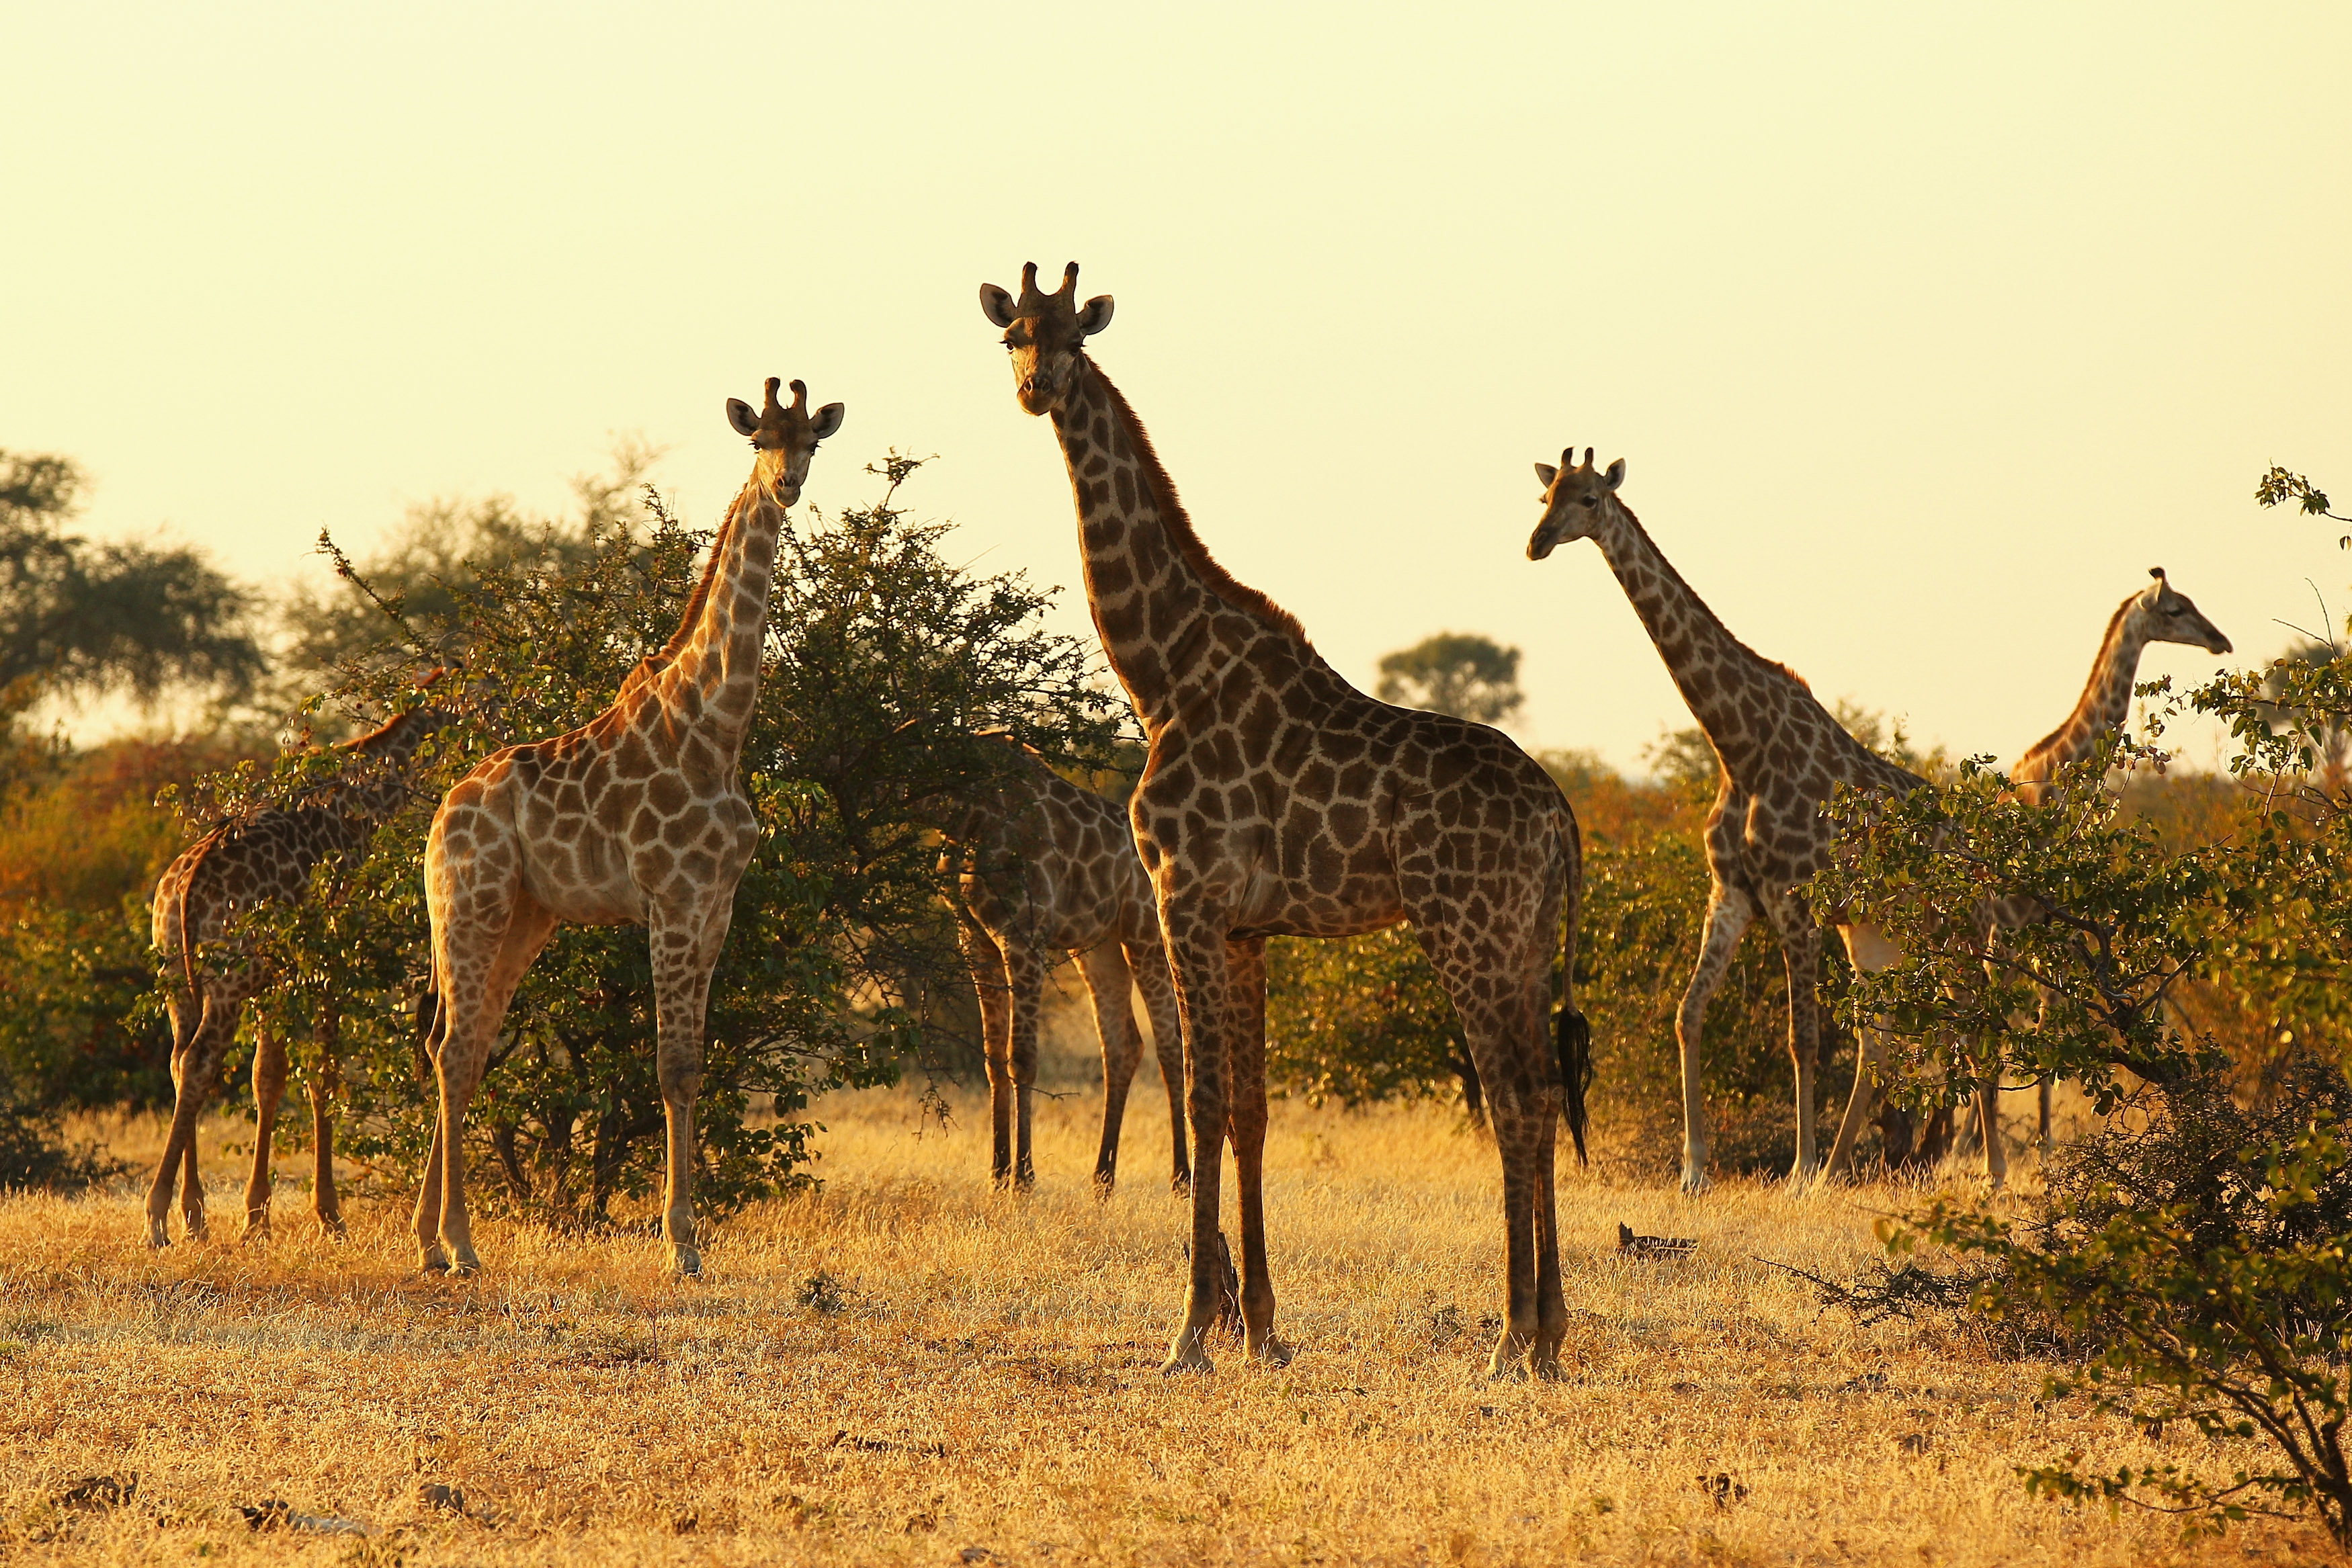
[1373,631,1524,726]
[1,449,263,707]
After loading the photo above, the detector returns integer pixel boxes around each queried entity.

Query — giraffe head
[2131,568,2232,655]
[724,376,845,506]
[979,261,1116,417]
[1525,447,1628,560]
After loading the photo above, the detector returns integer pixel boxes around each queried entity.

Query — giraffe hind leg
[241,1023,290,1240]
[1078,941,1146,1196]
[1127,934,1191,1195]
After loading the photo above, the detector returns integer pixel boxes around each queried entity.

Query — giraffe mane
[2019,595,2138,770]
[628,478,754,690]
[339,704,431,754]
[1612,498,1800,699]
[1091,363,1310,646]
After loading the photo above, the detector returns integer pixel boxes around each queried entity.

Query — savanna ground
[1,1015,2330,1568]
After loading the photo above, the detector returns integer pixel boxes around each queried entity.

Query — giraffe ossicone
[411,374,839,1279]
[985,260,1592,1379]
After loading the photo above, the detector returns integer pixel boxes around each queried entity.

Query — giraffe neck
[1050,361,1312,731]
[1587,498,1800,782]
[655,471,790,746]
[2016,601,2150,785]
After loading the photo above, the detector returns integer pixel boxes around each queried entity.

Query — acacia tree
[1374,631,1525,727]
[1,449,262,709]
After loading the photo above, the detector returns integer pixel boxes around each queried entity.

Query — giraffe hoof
[240,1213,269,1243]
[1161,1332,1215,1377]
[317,1215,347,1239]
[1678,1170,1713,1196]
[1171,1174,1191,1198]
[145,1219,171,1250]
[671,1246,703,1279]
[1246,1334,1295,1369]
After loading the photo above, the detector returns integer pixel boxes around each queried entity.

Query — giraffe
[145,691,450,1248]
[1525,449,1936,1192]
[413,376,841,1277]
[982,262,1592,1378]
[942,732,1189,1193]
[1998,568,2232,1150]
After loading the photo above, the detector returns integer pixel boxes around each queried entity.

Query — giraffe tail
[1556,817,1594,1166]
[412,954,444,1090]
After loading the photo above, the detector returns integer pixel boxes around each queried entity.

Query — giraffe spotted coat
[984,261,1591,1380]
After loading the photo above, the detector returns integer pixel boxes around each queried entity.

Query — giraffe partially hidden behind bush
[1997,568,2232,1152]
[943,732,1189,1194]
[413,377,841,1278]
[145,686,450,1248]
[983,262,1591,1379]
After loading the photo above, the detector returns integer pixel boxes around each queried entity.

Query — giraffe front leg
[651,901,728,1278]
[242,1024,290,1240]
[1224,937,1290,1368]
[1159,910,1232,1376]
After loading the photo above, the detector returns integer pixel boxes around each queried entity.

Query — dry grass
[0,1082,2328,1566]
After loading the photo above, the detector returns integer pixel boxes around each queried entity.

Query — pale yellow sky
[7,3,2348,771]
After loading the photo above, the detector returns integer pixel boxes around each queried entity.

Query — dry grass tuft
[0,1084,2327,1564]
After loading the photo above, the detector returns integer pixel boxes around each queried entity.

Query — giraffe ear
[810,402,845,441]
[1076,294,1115,338]
[726,398,759,438]
[980,284,1018,329]
[1534,462,1559,490]
[1603,458,1626,491]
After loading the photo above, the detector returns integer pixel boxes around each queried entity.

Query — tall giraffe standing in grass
[945,732,1189,1194]
[414,377,841,1277]
[983,262,1590,1378]
[1997,568,2232,1149]
[145,689,450,1248]
[1525,449,1930,1191]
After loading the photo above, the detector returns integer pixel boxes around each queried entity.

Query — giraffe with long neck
[145,691,450,1247]
[1527,450,1924,1190]
[984,263,1591,1377]
[413,377,841,1276]
[1997,568,2232,1151]
[943,732,1189,1193]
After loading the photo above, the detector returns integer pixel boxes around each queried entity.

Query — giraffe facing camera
[411,376,841,1279]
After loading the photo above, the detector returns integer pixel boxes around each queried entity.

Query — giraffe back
[951,748,1157,956]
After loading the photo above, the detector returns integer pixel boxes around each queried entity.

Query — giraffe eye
[1579,495,1599,509]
